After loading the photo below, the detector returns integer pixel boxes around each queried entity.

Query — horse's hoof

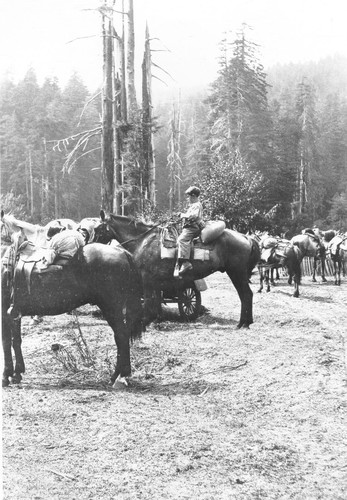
[312,279,317,283]
[7,306,22,320]
[30,316,43,326]
[112,376,129,389]
[322,278,327,282]
[11,374,22,384]
[236,323,250,330]
[2,378,10,387]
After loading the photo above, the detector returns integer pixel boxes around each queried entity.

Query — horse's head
[93,220,118,244]
[46,221,66,240]
[1,219,10,243]
[78,217,104,244]
[1,213,18,241]
[11,228,28,249]
[309,234,322,257]
[99,209,155,246]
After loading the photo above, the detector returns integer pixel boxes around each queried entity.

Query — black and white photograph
[1,1,347,498]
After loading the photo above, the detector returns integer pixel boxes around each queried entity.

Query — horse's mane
[2,213,43,231]
[109,213,156,230]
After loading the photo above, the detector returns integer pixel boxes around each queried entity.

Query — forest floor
[2,271,347,500]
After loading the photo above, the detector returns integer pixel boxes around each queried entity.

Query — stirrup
[7,305,22,320]
[179,262,193,275]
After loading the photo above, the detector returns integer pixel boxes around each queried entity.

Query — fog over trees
[1,26,347,233]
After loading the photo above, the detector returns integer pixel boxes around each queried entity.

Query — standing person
[177,186,205,275]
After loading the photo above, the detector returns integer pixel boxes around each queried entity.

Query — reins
[101,220,161,247]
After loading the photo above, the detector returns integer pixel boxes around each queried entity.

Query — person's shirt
[182,201,204,227]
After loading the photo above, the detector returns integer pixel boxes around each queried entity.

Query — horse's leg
[11,318,25,384]
[154,289,163,321]
[333,258,341,286]
[287,265,293,285]
[266,269,271,292]
[293,258,301,297]
[320,251,327,282]
[257,267,264,293]
[293,271,300,298]
[312,257,317,282]
[143,285,162,325]
[227,270,253,329]
[337,259,341,286]
[2,313,14,387]
[270,268,275,286]
[102,304,132,383]
[276,267,280,281]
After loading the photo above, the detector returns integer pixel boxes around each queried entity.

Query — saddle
[303,230,320,244]
[160,224,213,261]
[14,241,66,293]
[6,233,83,319]
[328,234,347,256]
[260,238,291,264]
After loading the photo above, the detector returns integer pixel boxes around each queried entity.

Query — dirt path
[2,272,347,499]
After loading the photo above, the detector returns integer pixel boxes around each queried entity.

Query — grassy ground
[2,272,347,499]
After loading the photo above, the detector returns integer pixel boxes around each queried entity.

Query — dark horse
[299,228,329,282]
[290,232,322,282]
[2,240,143,387]
[327,233,347,285]
[257,235,302,297]
[94,211,260,329]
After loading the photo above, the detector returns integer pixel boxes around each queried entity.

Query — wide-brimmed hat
[185,186,200,197]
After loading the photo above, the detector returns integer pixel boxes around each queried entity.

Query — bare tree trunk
[53,164,59,218]
[25,152,30,212]
[101,13,114,213]
[168,101,182,211]
[28,147,34,219]
[299,152,305,215]
[113,27,122,214]
[142,23,156,205]
[127,0,137,117]
[41,137,49,221]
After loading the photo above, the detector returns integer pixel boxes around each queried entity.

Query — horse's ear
[100,209,106,221]
[1,209,4,219]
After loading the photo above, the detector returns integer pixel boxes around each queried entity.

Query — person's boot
[179,260,193,275]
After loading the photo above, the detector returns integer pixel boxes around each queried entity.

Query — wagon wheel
[178,285,201,322]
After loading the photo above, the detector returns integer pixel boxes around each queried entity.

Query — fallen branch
[161,360,248,387]
[45,468,75,481]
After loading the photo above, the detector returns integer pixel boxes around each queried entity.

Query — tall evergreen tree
[206,25,272,171]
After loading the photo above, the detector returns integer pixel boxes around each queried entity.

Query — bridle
[95,220,160,247]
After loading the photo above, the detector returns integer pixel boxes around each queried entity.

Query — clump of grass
[50,312,96,376]
[70,311,95,367]
[51,343,79,373]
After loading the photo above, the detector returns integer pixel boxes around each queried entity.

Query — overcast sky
[1,0,346,93]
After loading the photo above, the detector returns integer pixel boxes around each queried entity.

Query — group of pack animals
[1,210,346,388]
[255,227,347,295]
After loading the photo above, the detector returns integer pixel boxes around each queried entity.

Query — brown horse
[327,233,347,285]
[94,211,260,329]
[290,232,323,281]
[257,235,301,297]
[1,211,77,246]
[2,239,143,387]
[304,228,339,282]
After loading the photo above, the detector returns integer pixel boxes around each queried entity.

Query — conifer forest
[1,10,347,235]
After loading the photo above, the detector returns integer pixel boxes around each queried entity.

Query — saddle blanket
[161,246,210,261]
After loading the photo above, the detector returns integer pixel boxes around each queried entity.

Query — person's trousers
[177,227,200,259]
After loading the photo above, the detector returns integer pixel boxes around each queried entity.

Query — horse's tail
[123,249,144,340]
[247,236,261,278]
[292,246,302,283]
